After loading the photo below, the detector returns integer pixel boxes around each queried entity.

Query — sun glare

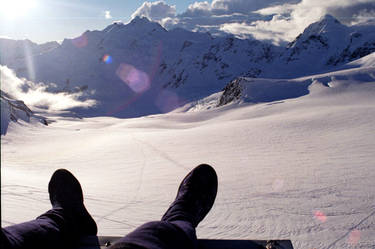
[0,0,37,19]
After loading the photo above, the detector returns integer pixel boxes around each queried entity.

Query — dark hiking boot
[48,169,97,235]
[161,164,218,227]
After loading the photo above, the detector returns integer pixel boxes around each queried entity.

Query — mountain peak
[102,21,125,33]
[319,14,341,25]
[102,17,166,35]
[304,14,344,36]
[284,14,350,62]
[129,16,152,25]
[127,16,166,33]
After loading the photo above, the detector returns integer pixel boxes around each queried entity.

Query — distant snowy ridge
[0,15,374,117]
[0,38,59,65]
[179,55,375,111]
[218,66,375,107]
[274,15,375,77]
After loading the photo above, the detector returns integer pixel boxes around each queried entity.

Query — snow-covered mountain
[269,15,375,77]
[179,52,375,111]
[0,17,279,117]
[0,15,374,117]
[218,67,375,108]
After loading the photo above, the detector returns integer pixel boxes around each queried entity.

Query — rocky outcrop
[1,90,47,135]
[218,78,243,107]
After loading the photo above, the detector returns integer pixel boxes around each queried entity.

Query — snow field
[2,75,375,248]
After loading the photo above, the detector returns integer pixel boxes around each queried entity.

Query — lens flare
[314,210,327,223]
[156,90,180,113]
[348,229,361,245]
[102,54,112,64]
[116,64,150,93]
[23,40,35,81]
[72,34,88,48]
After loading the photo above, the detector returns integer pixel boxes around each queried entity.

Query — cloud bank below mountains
[0,66,95,111]
[130,0,375,45]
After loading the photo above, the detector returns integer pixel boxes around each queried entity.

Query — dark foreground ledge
[74,236,294,249]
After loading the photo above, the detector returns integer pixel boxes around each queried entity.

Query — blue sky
[1,0,374,44]
[0,0,198,43]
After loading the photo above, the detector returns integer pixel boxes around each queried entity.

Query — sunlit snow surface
[2,71,375,248]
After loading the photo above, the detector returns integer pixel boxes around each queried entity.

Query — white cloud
[248,0,375,43]
[160,17,179,27]
[220,17,291,45]
[130,0,375,45]
[210,0,299,15]
[131,1,176,21]
[130,0,295,42]
[0,66,95,111]
[182,1,212,17]
[105,10,112,19]
[351,9,375,25]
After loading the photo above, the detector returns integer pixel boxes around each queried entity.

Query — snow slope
[2,66,375,248]
[341,52,375,69]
